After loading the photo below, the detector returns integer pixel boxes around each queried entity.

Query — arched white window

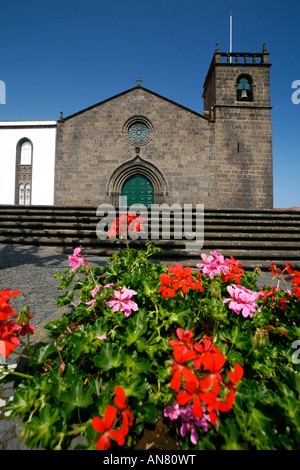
[19,184,25,205]
[15,139,33,205]
[25,184,31,205]
[20,141,32,165]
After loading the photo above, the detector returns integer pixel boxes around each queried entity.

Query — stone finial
[60,111,63,120]
[262,43,269,63]
[209,107,215,121]
[214,43,221,63]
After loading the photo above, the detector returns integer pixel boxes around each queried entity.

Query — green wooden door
[121,174,154,206]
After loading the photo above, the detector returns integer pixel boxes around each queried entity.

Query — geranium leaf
[126,308,147,346]
[57,290,74,306]
[4,386,38,420]
[140,401,156,423]
[248,407,275,449]
[30,342,57,365]
[93,343,123,371]
[124,354,150,374]
[59,380,94,411]
[24,404,61,448]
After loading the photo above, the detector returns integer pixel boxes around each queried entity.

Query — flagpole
[230,11,232,63]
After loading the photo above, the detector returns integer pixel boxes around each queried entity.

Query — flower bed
[1,241,300,450]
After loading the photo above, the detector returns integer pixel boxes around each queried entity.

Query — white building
[0,121,57,205]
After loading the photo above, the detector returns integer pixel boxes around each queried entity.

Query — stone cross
[136,77,143,87]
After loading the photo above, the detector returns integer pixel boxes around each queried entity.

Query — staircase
[0,205,299,270]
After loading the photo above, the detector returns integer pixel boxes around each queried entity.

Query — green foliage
[3,244,300,450]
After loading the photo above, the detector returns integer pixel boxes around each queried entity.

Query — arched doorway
[121,173,154,206]
[107,155,168,206]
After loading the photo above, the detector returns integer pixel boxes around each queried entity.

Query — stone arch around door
[107,155,168,206]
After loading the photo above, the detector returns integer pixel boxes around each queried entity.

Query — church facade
[0,44,273,209]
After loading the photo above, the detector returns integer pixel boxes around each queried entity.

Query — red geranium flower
[168,264,195,293]
[198,390,219,424]
[170,345,197,392]
[0,337,17,357]
[217,388,236,413]
[177,380,203,418]
[92,405,125,450]
[108,214,144,238]
[221,256,245,284]
[0,289,19,321]
[169,327,195,351]
[167,327,244,426]
[158,273,175,298]
[227,363,244,387]
[113,386,133,436]
[198,347,226,395]
[159,264,203,298]
[291,274,300,298]
[0,321,21,357]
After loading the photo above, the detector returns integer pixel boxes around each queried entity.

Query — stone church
[0,44,273,209]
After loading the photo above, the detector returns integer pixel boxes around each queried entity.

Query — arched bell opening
[236,74,254,102]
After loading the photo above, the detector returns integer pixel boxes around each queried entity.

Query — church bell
[240,89,248,100]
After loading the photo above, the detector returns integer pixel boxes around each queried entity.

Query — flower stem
[1,367,33,379]
[213,320,218,342]
[10,349,31,360]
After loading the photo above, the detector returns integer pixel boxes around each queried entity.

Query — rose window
[128,122,149,142]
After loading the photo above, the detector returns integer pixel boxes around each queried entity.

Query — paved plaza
[0,243,289,450]
[0,243,108,450]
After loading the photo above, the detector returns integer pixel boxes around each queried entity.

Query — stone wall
[202,47,273,208]
[54,88,216,207]
[54,47,273,209]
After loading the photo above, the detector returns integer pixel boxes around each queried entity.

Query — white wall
[0,121,57,205]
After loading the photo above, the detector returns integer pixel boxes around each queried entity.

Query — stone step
[1,217,300,228]
[0,235,299,258]
[1,234,298,257]
[0,206,300,219]
[0,205,299,270]
[0,207,299,215]
[1,226,300,240]
[0,204,299,212]
[1,229,300,248]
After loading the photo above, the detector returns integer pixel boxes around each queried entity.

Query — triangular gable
[62,86,207,121]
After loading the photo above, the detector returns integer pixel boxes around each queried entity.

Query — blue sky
[0,0,299,208]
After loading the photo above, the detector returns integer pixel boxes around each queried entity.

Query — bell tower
[202,43,273,209]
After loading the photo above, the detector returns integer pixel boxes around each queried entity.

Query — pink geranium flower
[180,404,211,445]
[68,246,89,272]
[97,333,107,341]
[86,284,115,310]
[196,251,230,279]
[223,284,261,318]
[164,400,210,446]
[164,400,181,421]
[107,287,138,317]
[86,285,101,310]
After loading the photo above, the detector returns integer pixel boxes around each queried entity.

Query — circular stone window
[123,116,154,146]
[128,122,149,142]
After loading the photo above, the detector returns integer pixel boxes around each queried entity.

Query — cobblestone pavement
[0,243,290,450]
[0,243,108,450]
